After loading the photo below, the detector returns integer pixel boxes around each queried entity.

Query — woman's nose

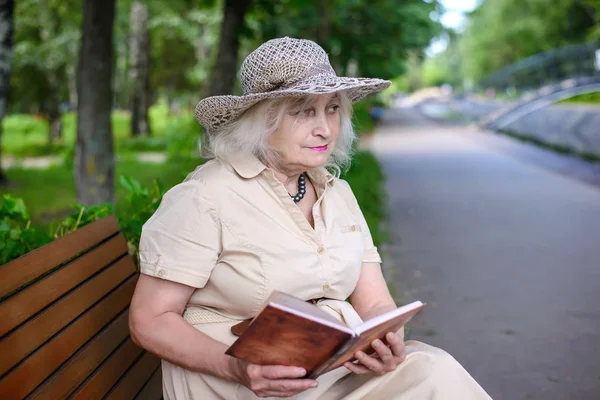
[313,114,331,137]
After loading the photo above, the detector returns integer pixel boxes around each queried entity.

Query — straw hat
[194,37,391,132]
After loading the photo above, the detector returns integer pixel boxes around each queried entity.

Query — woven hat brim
[195,77,391,132]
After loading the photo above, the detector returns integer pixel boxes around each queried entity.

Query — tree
[0,0,14,184]
[12,0,81,143]
[75,0,116,205]
[129,1,151,136]
[207,0,252,96]
[246,0,442,81]
[460,0,598,83]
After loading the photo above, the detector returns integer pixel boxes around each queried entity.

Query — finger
[386,332,406,358]
[260,366,307,379]
[355,350,384,373]
[344,361,371,374]
[269,379,318,393]
[261,391,296,398]
[372,339,394,362]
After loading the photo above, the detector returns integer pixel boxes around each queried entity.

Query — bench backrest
[0,215,162,400]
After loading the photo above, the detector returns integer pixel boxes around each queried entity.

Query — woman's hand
[343,332,406,375]
[230,358,318,398]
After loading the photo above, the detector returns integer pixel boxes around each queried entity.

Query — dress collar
[228,152,335,187]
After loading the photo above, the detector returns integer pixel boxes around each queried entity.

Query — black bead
[289,172,308,203]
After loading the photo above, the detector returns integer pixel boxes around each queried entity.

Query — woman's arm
[349,262,402,334]
[345,263,407,375]
[129,275,318,396]
[129,274,237,380]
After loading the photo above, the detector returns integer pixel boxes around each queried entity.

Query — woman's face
[268,93,341,173]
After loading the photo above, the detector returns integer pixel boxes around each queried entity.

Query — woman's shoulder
[331,176,355,198]
[160,159,236,203]
[183,158,234,185]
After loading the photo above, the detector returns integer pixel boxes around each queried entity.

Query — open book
[225,291,425,378]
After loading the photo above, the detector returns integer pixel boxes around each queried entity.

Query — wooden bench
[0,216,162,399]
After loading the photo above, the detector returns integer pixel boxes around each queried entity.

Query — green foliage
[352,101,375,136]
[50,204,113,238]
[342,151,386,246]
[460,0,598,82]
[246,0,442,81]
[0,194,51,264]
[2,104,198,157]
[559,91,600,104]
[117,176,166,259]
[0,194,112,265]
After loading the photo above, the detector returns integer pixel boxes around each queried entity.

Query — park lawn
[2,103,177,157]
[2,156,202,228]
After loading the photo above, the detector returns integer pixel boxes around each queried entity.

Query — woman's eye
[328,104,340,112]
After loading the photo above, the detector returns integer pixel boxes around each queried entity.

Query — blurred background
[0,1,599,398]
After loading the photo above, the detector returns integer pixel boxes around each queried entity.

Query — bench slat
[106,352,161,400]
[0,216,120,296]
[0,256,134,376]
[0,276,137,399]
[71,338,144,400]
[134,367,163,400]
[27,309,130,400]
[0,235,129,338]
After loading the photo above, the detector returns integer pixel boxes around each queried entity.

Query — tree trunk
[128,1,150,136]
[207,0,252,96]
[67,62,78,110]
[46,73,63,144]
[0,0,14,185]
[75,0,116,206]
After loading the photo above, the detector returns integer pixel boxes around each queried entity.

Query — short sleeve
[138,180,222,288]
[338,180,382,264]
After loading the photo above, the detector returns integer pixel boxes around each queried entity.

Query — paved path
[370,107,600,400]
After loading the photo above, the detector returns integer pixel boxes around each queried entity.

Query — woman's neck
[271,168,303,189]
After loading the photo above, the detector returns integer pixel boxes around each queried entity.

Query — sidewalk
[371,107,600,400]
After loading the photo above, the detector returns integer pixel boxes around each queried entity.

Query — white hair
[200,91,356,176]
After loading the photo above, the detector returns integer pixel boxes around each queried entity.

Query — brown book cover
[225,291,424,378]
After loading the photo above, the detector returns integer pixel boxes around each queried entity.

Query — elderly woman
[129,37,491,399]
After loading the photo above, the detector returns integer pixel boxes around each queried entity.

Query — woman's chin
[302,151,332,169]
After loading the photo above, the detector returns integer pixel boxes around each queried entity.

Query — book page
[324,301,425,373]
[268,291,352,332]
[354,301,424,335]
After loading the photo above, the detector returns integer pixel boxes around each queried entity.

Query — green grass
[1,156,202,228]
[559,91,600,105]
[1,103,191,157]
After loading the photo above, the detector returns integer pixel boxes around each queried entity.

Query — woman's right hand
[229,358,319,398]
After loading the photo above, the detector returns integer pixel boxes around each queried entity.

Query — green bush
[342,150,386,246]
[0,175,164,266]
[352,101,376,135]
[0,194,112,264]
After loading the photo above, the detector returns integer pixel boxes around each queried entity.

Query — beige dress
[139,152,492,400]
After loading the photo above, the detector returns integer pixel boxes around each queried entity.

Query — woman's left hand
[343,331,406,375]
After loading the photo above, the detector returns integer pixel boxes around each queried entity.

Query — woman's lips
[309,144,328,152]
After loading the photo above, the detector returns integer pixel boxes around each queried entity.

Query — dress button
[156,269,165,277]
[323,283,330,290]
[317,246,325,255]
